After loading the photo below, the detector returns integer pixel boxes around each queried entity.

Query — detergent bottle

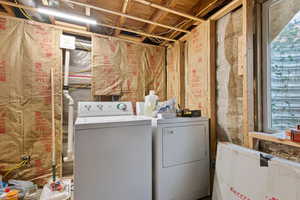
[144,90,158,117]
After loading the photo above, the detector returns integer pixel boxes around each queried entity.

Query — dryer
[152,117,210,200]
[74,102,152,200]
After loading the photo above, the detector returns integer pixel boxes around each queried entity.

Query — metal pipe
[63,50,75,162]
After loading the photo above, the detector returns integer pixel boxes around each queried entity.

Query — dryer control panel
[78,102,133,117]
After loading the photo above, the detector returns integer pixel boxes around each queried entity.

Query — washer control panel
[78,102,133,117]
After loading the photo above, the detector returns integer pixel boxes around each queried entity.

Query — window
[263,0,300,132]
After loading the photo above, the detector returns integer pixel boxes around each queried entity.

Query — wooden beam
[141,0,177,41]
[61,0,190,33]
[249,132,300,149]
[210,0,243,20]
[179,41,185,108]
[176,0,243,44]
[55,20,87,31]
[242,0,255,147]
[97,20,176,41]
[0,1,176,42]
[1,0,15,16]
[118,33,143,42]
[114,0,130,36]
[255,1,263,132]
[132,0,204,22]
[161,0,225,45]
[207,19,217,158]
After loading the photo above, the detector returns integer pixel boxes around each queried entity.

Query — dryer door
[162,125,208,168]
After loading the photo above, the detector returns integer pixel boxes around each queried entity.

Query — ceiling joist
[114,0,130,36]
[0,0,176,42]
[161,0,227,45]
[141,0,177,41]
[61,0,189,33]
[132,0,205,22]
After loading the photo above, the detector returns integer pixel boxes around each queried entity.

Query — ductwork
[18,0,47,22]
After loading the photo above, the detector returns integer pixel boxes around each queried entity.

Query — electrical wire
[14,0,34,21]
[3,160,28,178]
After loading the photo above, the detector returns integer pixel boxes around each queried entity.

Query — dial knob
[117,103,127,111]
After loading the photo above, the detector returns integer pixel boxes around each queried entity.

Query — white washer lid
[75,115,152,130]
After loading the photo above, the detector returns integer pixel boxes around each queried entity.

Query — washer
[74,102,152,200]
[152,117,210,200]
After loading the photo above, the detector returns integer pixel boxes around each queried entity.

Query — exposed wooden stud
[55,20,87,31]
[179,41,185,108]
[132,0,204,22]
[255,1,263,132]
[209,0,243,20]
[61,0,190,33]
[118,33,143,42]
[114,0,130,36]
[97,20,176,41]
[141,0,177,41]
[50,67,56,179]
[242,0,255,147]
[207,19,217,159]
[0,1,176,42]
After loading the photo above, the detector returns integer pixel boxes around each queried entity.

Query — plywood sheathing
[0,17,62,185]
[216,8,243,145]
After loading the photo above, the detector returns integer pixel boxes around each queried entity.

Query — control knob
[117,103,127,111]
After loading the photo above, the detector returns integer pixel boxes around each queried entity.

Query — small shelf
[248,132,300,149]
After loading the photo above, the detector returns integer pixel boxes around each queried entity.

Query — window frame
[262,0,300,132]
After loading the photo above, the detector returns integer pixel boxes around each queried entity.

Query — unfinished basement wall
[258,0,300,162]
[0,17,62,185]
[185,22,209,115]
[92,36,167,104]
[166,41,184,107]
[216,8,244,145]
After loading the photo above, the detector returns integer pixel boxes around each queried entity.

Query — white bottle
[144,90,158,117]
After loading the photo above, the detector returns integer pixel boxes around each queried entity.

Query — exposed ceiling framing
[0,0,234,45]
[114,0,130,36]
